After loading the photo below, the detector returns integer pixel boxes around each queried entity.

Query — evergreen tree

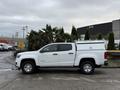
[71,26,78,41]
[84,30,90,40]
[60,27,64,34]
[64,33,72,42]
[97,33,103,40]
[107,32,115,50]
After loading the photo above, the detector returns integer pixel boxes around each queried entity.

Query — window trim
[40,44,72,53]
[40,44,58,53]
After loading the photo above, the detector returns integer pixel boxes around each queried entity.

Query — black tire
[80,61,95,75]
[21,61,36,74]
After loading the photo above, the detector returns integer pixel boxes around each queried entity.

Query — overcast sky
[0,0,120,38]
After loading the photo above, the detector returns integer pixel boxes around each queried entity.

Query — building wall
[112,19,120,40]
[77,22,112,39]
[0,37,15,45]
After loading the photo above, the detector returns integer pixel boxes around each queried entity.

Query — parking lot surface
[0,52,120,90]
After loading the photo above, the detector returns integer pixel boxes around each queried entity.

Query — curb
[101,67,120,68]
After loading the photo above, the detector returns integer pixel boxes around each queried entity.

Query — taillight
[104,52,109,59]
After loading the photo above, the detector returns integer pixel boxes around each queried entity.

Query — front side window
[41,44,57,52]
[58,44,72,51]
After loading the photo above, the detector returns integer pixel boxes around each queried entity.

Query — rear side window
[58,44,72,51]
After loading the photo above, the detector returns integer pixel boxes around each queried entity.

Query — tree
[60,27,64,35]
[119,42,120,50]
[107,32,115,50]
[27,29,51,51]
[97,33,103,40]
[64,33,72,42]
[27,25,73,51]
[84,30,90,40]
[42,24,54,43]
[27,30,40,50]
[38,30,49,48]
[71,26,78,41]
[56,27,65,42]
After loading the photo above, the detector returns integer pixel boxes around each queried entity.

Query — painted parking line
[51,76,97,82]
[0,69,12,72]
[80,77,96,82]
[51,77,80,81]
[100,79,120,83]
[32,77,43,80]
[16,77,43,81]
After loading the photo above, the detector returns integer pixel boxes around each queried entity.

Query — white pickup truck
[15,40,108,74]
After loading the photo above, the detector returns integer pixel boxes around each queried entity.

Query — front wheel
[21,61,36,74]
[80,61,95,75]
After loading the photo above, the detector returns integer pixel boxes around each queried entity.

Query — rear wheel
[21,61,36,74]
[80,61,95,74]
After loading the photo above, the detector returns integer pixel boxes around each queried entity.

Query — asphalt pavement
[0,52,120,90]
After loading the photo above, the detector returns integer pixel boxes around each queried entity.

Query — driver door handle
[53,53,58,55]
[68,52,74,54]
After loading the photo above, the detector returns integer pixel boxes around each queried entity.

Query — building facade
[112,20,120,40]
[77,19,120,41]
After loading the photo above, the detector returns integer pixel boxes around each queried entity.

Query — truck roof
[50,40,105,45]
[76,40,105,44]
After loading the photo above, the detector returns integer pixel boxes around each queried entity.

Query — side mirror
[40,50,44,53]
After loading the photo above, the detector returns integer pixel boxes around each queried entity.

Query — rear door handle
[53,53,58,55]
[68,52,74,55]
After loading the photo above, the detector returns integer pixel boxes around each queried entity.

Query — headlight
[16,54,21,58]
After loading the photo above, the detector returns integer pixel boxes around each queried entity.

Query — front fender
[16,54,39,67]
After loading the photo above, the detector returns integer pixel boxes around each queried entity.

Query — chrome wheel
[80,61,95,74]
[21,61,36,74]
[83,64,92,73]
[24,63,33,73]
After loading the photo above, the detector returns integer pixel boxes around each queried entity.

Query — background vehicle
[15,40,108,74]
[0,45,4,51]
[0,43,14,51]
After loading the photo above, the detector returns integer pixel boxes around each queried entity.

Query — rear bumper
[104,61,108,66]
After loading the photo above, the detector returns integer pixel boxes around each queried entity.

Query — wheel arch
[79,58,96,67]
[20,58,36,68]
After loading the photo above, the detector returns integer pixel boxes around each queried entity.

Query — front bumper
[15,62,20,70]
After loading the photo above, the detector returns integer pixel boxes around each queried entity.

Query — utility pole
[15,32,18,39]
[23,25,29,50]
[25,26,28,34]
[119,19,120,49]
[119,19,120,42]
[22,25,28,39]
[22,27,25,39]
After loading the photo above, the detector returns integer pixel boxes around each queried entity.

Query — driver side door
[39,44,59,66]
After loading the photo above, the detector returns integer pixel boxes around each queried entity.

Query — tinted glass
[58,44,72,51]
[41,44,57,52]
